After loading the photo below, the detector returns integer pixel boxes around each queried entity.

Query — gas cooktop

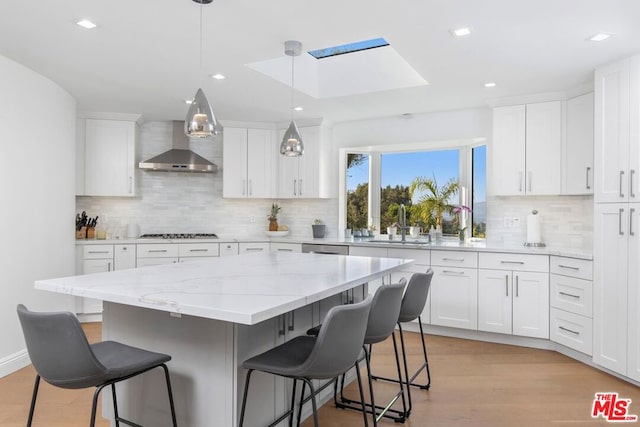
[138,233,218,239]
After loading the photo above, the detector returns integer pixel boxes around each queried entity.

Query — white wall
[0,54,76,376]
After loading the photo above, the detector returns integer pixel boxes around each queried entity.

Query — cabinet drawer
[387,248,430,272]
[137,257,178,267]
[550,274,592,317]
[220,242,239,256]
[550,256,592,281]
[239,242,270,253]
[349,246,387,257]
[178,243,220,258]
[271,243,302,253]
[479,252,548,272]
[431,250,477,268]
[83,245,113,259]
[550,307,593,356]
[137,243,178,258]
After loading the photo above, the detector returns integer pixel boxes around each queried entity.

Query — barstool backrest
[398,269,434,323]
[300,296,372,379]
[17,304,107,389]
[365,278,407,344]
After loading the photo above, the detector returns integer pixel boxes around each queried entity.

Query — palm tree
[409,176,459,229]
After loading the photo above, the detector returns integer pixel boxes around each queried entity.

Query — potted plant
[453,205,473,242]
[312,219,326,238]
[268,203,281,231]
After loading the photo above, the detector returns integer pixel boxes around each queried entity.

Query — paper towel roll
[527,213,541,244]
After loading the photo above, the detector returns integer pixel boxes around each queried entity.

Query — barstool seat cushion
[242,336,317,378]
[92,341,172,383]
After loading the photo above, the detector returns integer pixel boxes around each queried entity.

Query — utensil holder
[86,227,95,239]
[76,226,87,239]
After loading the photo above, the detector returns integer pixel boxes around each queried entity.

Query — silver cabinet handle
[108,262,112,272]
[149,249,168,253]
[519,172,523,193]
[88,250,110,254]
[189,249,209,252]
[528,171,532,192]
[559,326,580,336]
[278,314,286,336]
[443,270,465,275]
[500,260,524,265]
[242,179,246,196]
[631,208,636,237]
[505,275,509,297]
[288,311,295,331]
[515,275,519,297]
[559,291,580,299]
[558,264,579,271]
[245,247,264,251]
[632,170,636,198]
[620,171,625,198]
[249,179,253,196]
[620,208,625,236]
[443,258,465,262]
[293,179,297,196]
[277,248,293,252]
[586,167,591,190]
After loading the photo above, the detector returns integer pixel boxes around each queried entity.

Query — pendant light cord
[199,0,203,89]
[290,53,295,121]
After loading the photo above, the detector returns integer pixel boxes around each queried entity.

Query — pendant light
[185,0,218,138]
[280,40,304,157]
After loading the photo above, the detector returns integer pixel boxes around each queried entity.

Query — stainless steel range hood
[139,121,218,173]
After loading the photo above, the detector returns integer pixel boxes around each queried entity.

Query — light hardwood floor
[1,323,638,426]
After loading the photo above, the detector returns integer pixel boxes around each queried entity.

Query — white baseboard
[0,349,31,378]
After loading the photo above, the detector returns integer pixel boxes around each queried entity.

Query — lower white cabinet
[220,242,239,256]
[478,253,549,339]
[270,242,302,253]
[430,266,478,330]
[239,242,270,254]
[387,248,431,324]
[137,243,179,267]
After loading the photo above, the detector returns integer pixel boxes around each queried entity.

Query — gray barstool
[334,279,409,425]
[239,296,373,427]
[16,304,178,427]
[371,270,434,415]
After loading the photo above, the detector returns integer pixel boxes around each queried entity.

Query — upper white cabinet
[223,127,276,198]
[77,118,137,197]
[564,93,594,195]
[594,57,638,203]
[491,101,562,196]
[278,125,333,198]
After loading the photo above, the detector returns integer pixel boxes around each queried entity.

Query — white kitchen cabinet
[593,203,640,377]
[136,243,179,266]
[223,127,275,198]
[220,242,239,257]
[270,242,302,253]
[429,250,478,330]
[239,242,270,254]
[114,244,136,270]
[78,119,137,197]
[387,248,431,324]
[550,256,593,355]
[564,93,594,195]
[594,56,640,203]
[178,243,220,259]
[478,253,549,339]
[278,125,333,198]
[491,102,562,196]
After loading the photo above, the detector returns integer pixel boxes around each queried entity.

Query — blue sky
[347,147,486,202]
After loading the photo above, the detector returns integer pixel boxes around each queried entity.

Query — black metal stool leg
[111,383,121,427]
[27,375,40,427]
[239,369,254,427]
[301,379,319,427]
[160,364,179,427]
[354,359,369,427]
[391,331,409,420]
[289,379,298,427]
[91,384,108,427]
[297,380,307,427]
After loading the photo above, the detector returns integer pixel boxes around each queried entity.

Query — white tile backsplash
[485,195,593,249]
[76,121,337,239]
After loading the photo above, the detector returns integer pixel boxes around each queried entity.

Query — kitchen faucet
[399,204,408,242]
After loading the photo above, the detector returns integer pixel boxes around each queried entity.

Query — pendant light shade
[185,0,217,138]
[280,120,304,157]
[185,88,218,138]
[280,40,304,157]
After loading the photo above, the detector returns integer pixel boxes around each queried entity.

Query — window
[343,144,487,239]
[308,38,389,59]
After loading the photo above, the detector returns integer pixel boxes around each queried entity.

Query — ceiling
[0,0,638,125]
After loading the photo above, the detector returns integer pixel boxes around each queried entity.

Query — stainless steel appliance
[301,243,349,255]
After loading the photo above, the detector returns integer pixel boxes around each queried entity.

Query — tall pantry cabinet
[593,54,640,381]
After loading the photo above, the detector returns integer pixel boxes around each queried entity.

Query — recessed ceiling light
[293,106,303,111]
[588,32,613,42]
[75,19,97,29]
[450,27,471,37]
[484,82,496,88]
[210,73,226,80]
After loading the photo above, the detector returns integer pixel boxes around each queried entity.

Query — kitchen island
[35,251,411,426]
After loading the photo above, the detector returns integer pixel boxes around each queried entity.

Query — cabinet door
[84,119,136,196]
[525,101,562,195]
[136,257,178,267]
[491,105,526,196]
[297,126,321,198]
[82,259,111,314]
[512,271,549,338]
[222,127,249,198]
[478,269,512,334]
[220,242,239,256]
[277,126,300,198]
[593,203,628,374]
[270,242,302,253]
[114,244,136,270]
[594,58,631,202]
[430,267,477,330]
[239,242,270,253]
[627,204,640,380]
[247,129,274,198]
[564,93,594,195]
[631,56,640,204]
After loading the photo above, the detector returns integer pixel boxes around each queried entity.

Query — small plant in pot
[312,219,326,238]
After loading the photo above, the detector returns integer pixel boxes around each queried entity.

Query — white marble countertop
[36,252,410,325]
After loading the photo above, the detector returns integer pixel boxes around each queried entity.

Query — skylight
[308,38,389,59]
